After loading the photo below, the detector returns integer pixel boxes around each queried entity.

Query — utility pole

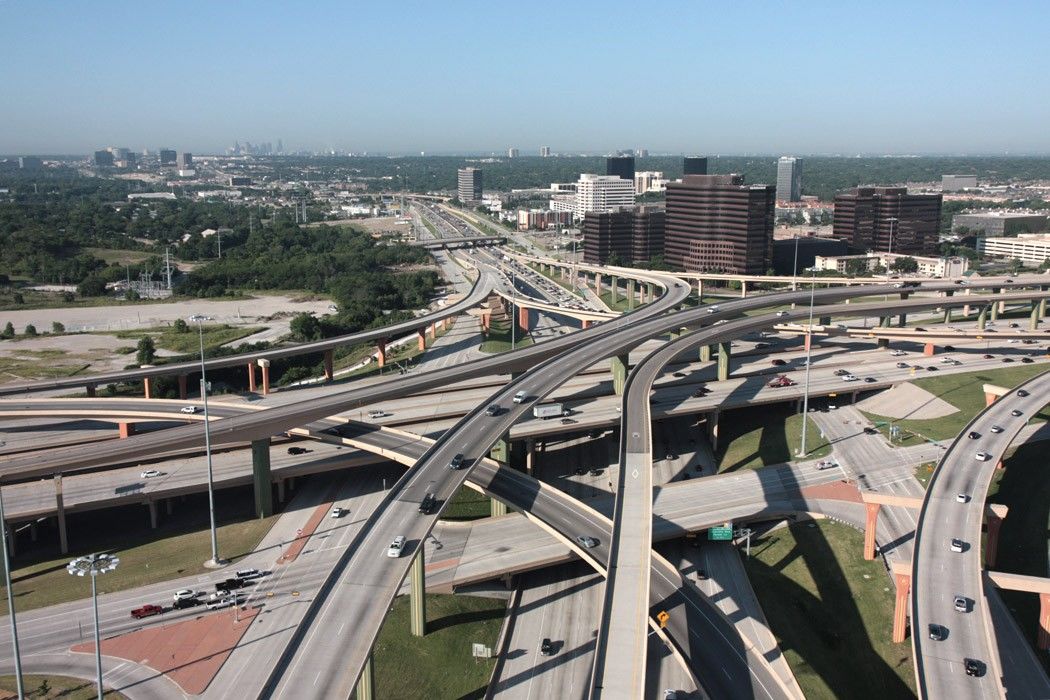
[164,247,173,290]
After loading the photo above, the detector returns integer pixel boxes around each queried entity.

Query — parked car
[130,604,164,619]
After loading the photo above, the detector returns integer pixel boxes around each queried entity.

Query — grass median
[3,486,277,611]
[860,364,1050,444]
[745,519,916,699]
[0,674,127,699]
[368,593,505,699]
[716,404,831,472]
[479,317,531,354]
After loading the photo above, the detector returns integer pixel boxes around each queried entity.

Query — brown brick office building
[832,187,942,255]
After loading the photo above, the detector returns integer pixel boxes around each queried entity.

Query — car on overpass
[767,375,796,388]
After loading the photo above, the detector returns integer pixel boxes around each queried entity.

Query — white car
[990,425,1004,434]
[140,469,161,479]
[173,589,197,601]
[706,305,720,314]
[776,311,788,317]
[842,374,858,382]
[891,350,906,356]
[180,406,199,414]
[330,507,348,519]
[206,595,237,610]
[512,390,528,404]
[950,538,965,553]
[975,451,991,462]
[956,493,969,503]
[387,535,406,558]
[367,409,387,419]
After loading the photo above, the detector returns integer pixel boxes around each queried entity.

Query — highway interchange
[0,205,1049,699]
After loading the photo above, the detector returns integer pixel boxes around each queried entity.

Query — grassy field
[479,317,532,353]
[0,349,90,380]
[744,520,916,699]
[716,404,831,472]
[913,462,936,489]
[112,323,265,354]
[83,248,155,266]
[860,364,1050,443]
[986,442,1050,676]
[367,594,505,699]
[441,486,493,521]
[598,292,633,312]
[0,674,127,699]
[3,487,276,611]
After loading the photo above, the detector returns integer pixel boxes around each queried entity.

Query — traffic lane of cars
[130,568,270,620]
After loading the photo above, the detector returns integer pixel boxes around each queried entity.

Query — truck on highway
[533,403,570,420]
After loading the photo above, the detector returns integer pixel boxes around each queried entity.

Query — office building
[683,156,708,175]
[572,174,636,217]
[813,253,968,278]
[516,209,574,231]
[634,171,668,194]
[606,156,635,183]
[457,167,483,202]
[664,174,776,274]
[111,147,131,161]
[771,236,848,275]
[507,148,519,158]
[582,205,664,265]
[776,156,803,202]
[93,150,114,167]
[952,210,1047,236]
[832,187,942,255]
[977,234,1050,265]
[159,149,177,165]
[229,176,253,187]
[18,156,42,170]
[941,174,978,191]
[540,146,551,157]
[176,152,193,169]
[635,148,648,158]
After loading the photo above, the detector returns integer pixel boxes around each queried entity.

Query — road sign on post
[657,611,670,628]
[708,526,733,541]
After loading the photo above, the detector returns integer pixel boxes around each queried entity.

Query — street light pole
[797,267,817,457]
[0,486,24,700]
[511,269,516,350]
[190,315,223,567]
[67,553,119,700]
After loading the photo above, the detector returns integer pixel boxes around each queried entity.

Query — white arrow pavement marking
[632,469,639,479]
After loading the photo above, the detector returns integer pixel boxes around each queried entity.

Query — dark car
[967,431,980,440]
[419,493,436,515]
[672,371,686,378]
[1011,409,1023,417]
[287,446,308,455]
[1002,357,1015,363]
[172,597,200,610]
[1021,357,1034,363]
[983,354,994,359]
[484,404,501,417]
[589,468,603,476]
[896,362,909,368]
[915,327,927,332]
[1018,389,1030,397]
[834,369,850,376]
[695,568,708,580]
[576,535,599,548]
[131,604,165,619]
[771,358,786,366]
[448,453,465,469]
[540,638,554,656]
[943,345,956,352]
[964,658,986,677]
[863,427,878,435]
[215,578,246,592]
[926,366,938,371]
[928,624,947,641]
[560,417,577,425]
[864,377,877,383]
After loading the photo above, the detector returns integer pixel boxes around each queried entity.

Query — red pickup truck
[130,604,164,619]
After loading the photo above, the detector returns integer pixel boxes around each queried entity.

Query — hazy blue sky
[1,1,1047,155]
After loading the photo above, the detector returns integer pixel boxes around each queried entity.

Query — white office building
[571,174,635,217]
[813,252,969,277]
[634,171,668,194]
[977,234,1050,265]
[776,156,802,202]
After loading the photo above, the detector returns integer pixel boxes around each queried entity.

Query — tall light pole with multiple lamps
[189,315,225,567]
[797,266,818,457]
[0,485,23,699]
[67,553,119,700]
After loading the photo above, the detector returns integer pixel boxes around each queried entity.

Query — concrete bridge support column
[986,511,1003,567]
[143,376,153,400]
[490,432,511,464]
[977,306,989,331]
[525,438,536,476]
[627,280,636,310]
[518,306,530,332]
[610,354,629,395]
[1030,302,1040,330]
[818,315,831,327]
[877,317,891,348]
[716,342,731,381]
[942,306,952,324]
[610,276,618,304]
[417,329,427,353]
[696,278,704,302]
[376,339,388,368]
[247,363,257,392]
[923,343,936,356]
[1039,593,1050,650]
[991,290,1001,320]
[178,375,188,400]
[707,410,720,452]
[118,422,137,439]
[148,501,159,529]
[897,312,907,327]
[864,502,880,561]
[259,360,271,395]
[410,548,426,637]
[490,498,507,517]
[356,653,375,700]
[323,350,334,381]
[581,319,590,329]
[430,322,437,340]
[804,333,812,353]
[252,438,273,518]
[699,344,712,362]
[1040,294,1047,318]
[86,384,96,398]
[55,474,68,555]
[740,280,747,298]
[646,283,654,304]
[166,498,173,516]
[892,571,911,643]
[595,273,602,295]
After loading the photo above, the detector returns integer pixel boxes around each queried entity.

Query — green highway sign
[708,526,733,541]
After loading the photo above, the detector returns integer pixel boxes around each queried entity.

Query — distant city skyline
[1,1,1048,155]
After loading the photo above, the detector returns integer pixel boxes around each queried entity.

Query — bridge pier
[610,354,629,395]
[518,305,529,332]
[323,350,334,381]
[86,384,96,398]
[991,289,1001,320]
[878,317,891,348]
[647,282,654,303]
[707,410,720,452]
[417,329,426,353]
[977,305,989,331]
[610,276,619,305]
[356,653,375,700]
[118,421,137,439]
[55,474,68,555]
[178,374,188,400]
[525,438,536,475]
[716,342,731,381]
[986,510,1003,567]
[1030,302,1040,330]
[740,280,747,298]
[430,321,437,340]
[892,571,911,643]
[410,548,426,637]
[143,376,154,399]
[581,319,590,329]
[699,344,712,362]
[491,498,507,517]
[148,500,159,529]
[595,273,602,295]
[247,362,257,392]
[376,338,387,368]
[864,502,880,560]
[695,278,704,302]
[818,315,831,327]
[942,306,952,324]
[923,343,936,356]
[259,359,271,395]
[252,438,273,518]
[1040,593,1050,650]
[627,280,636,310]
